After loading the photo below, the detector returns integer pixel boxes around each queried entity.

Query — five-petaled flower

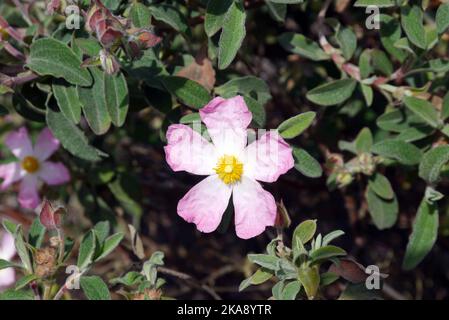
[164,96,294,239]
[0,231,16,291]
[0,127,70,209]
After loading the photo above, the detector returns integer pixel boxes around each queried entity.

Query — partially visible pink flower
[0,127,70,209]
[0,232,16,290]
[164,96,294,239]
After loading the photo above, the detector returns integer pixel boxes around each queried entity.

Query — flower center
[215,155,243,185]
[21,156,40,174]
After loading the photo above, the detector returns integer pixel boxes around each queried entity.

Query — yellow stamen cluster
[21,156,40,174]
[215,155,243,185]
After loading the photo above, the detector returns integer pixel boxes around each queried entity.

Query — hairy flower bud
[39,199,65,230]
[35,247,57,278]
[99,49,120,75]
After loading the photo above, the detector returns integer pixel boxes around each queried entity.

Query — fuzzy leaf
[306,79,357,106]
[28,38,92,86]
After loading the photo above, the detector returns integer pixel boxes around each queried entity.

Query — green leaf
[278,33,329,61]
[360,84,373,107]
[93,221,110,245]
[368,173,394,200]
[251,268,273,285]
[354,0,395,7]
[292,219,316,252]
[78,68,112,135]
[281,280,301,300]
[354,127,373,154]
[14,226,32,272]
[310,245,346,262]
[372,49,393,76]
[371,140,422,165]
[419,145,449,184]
[218,1,246,69]
[278,111,315,139]
[130,2,151,28]
[436,3,449,34]
[77,230,96,270]
[215,76,271,105]
[244,95,266,128]
[0,259,18,270]
[366,184,398,229]
[161,76,211,109]
[297,265,320,300]
[150,5,189,34]
[306,79,357,106]
[247,254,279,270]
[28,218,45,249]
[0,289,34,300]
[380,15,407,62]
[336,27,357,60]
[401,5,427,49]
[402,199,439,270]
[292,148,322,178]
[110,271,144,286]
[80,276,111,300]
[403,96,440,128]
[265,1,287,22]
[104,72,129,127]
[15,275,38,291]
[74,38,102,57]
[95,233,124,262]
[46,108,106,161]
[204,0,233,37]
[27,38,92,86]
[322,230,345,246]
[52,80,82,124]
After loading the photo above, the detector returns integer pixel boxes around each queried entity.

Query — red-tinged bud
[274,200,291,229]
[136,30,162,49]
[85,6,103,33]
[100,49,120,75]
[39,199,65,230]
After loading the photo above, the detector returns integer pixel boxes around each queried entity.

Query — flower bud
[274,200,291,229]
[99,49,120,75]
[358,153,375,176]
[39,199,65,230]
[336,171,353,188]
[35,247,57,278]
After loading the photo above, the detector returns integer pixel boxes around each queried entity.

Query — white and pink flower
[0,232,16,291]
[165,96,294,239]
[0,127,70,209]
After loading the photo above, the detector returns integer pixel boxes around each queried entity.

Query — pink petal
[38,161,70,185]
[199,96,252,155]
[34,128,60,161]
[0,268,15,289]
[232,177,277,239]
[178,175,232,233]
[4,127,33,160]
[0,233,16,261]
[0,162,24,190]
[243,131,294,183]
[164,124,218,175]
[18,175,40,209]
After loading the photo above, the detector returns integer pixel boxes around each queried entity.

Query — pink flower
[0,127,70,209]
[164,96,294,239]
[0,232,16,290]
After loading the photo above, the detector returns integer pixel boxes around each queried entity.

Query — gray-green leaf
[27,38,92,86]
[218,1,246,69]
[306,79,357,106]
[402,199,439,270]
